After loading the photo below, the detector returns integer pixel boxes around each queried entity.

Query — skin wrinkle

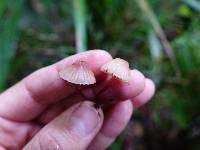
[42,131,63,150]
[17,66,74,121]
[24,66,70,105]
[22,125,40,150]
[28,124,42,141]
[0,117,39,150]
[23,81,45,106]
[37,101,66,124]
[25,65,75,106]
[59,126,82,150]
[55,106,82,145]
[37,95,83,124]
[0,118,16,149]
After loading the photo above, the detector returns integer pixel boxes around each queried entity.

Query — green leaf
[178,4,191,17]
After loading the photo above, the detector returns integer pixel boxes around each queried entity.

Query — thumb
[23,101,103,150]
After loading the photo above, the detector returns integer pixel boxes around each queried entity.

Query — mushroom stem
[95,79,112,97]
[94,78,115,105]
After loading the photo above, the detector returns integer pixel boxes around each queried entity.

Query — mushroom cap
[59,60,96,85]
[100,58,131,82]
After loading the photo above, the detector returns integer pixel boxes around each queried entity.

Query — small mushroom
[94,58,131,106]
[100,58,131,82]
[59,60,96,85]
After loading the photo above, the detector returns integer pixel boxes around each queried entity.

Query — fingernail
[69,102,100,137]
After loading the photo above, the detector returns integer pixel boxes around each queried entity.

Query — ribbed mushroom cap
[100,58,131,82]
[59,60,96,85]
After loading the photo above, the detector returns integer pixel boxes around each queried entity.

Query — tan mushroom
[100,58,131,82]
[59,60,96,85]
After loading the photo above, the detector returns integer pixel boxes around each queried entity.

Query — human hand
[0,50,155,150]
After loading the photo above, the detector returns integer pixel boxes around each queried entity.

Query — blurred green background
[0,0,200,149]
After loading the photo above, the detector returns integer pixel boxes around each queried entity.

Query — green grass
[0,0,24,91]
[73,0,87,52]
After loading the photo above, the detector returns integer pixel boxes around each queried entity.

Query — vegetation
[0,0,200,149]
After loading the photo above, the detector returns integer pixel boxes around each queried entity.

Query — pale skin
[0,50,155,150]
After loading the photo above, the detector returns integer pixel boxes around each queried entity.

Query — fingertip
[146,78,156,96]
[88,49,112,60]
[121,69,145,98]
[113,100,133,121]
[102,100,133,138]
[87,100,133,150]
[131,69,145,78]
[131,78,156,108]
[131,69,146,91]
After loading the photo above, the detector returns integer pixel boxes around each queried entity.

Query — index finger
[0,50,112,121]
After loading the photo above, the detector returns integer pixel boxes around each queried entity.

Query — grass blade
[137,0,181,77]
[73,0,87,53]
[148,30,163,84]
[183,0,200,11]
